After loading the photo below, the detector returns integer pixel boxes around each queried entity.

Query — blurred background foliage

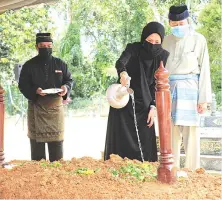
[0,0,221,115]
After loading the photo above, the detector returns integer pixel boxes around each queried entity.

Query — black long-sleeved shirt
[19,55,73,101]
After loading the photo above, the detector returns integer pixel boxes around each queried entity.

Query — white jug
[106,83,134,109]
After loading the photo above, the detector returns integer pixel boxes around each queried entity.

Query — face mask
[38,48,52,58]
[142,41,162,57]
[171,24,190,38]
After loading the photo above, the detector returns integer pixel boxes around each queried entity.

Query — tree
[56,0,155,98]
[198,0,222,105]
[0,5,55,115]
[52,0,222,102]
[0,5,54,82]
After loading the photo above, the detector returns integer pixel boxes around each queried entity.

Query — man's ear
[36,44,39,51]
[169,20,173,27]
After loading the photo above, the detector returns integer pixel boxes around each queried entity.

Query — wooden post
[154,61,176,184]
[0,84,5,166]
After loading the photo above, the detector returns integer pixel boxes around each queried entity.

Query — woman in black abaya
[104,22,169,162]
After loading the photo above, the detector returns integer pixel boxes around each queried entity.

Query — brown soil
[0,155,221,199]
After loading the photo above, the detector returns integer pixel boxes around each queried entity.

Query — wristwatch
[150,105,156,110]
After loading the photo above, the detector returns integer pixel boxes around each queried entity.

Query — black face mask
[38,48,52,58]
[142,41,163,57]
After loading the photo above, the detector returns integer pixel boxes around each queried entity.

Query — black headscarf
[139,21,165,83]
[141,21,165,43]
[139,22,166,108]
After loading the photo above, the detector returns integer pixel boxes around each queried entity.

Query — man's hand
[120,71,130,87]
[147,107,156,128]
[197,103,207,114]
[36,87,47,96]
[58,85,68,97]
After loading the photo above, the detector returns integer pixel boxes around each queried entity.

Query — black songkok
[168,5,189,21]
[36,33,53,44]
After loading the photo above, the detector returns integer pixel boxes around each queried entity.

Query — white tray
[41,88,63,94]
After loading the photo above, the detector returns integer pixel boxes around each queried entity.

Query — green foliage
[67,97,93,110]
[0,41,10,58]
[72,72,100,98]
[1,0,221,109]
[0,6,54,81]
[110,162,157,182]
[40,161,62,168]
[4,83,27,116]
[71,0,154,48]
[60,0,221,100]
[59,22,82,67]
[58,0,154,98]
[198,0,222,105]
[74,167,100,175]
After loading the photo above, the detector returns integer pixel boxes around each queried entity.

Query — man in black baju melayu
[19,33,73,162]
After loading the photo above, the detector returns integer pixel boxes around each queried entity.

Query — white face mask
[171,24,190,38]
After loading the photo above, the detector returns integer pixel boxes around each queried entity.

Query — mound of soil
[0,155,221,199]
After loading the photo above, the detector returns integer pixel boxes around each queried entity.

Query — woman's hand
[147,107,156,128]
[120,71,130,87]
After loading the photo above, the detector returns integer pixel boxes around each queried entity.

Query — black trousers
[30,139,63,162]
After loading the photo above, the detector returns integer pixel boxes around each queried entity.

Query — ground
[0,155,221,199]
[4,115,107,161]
